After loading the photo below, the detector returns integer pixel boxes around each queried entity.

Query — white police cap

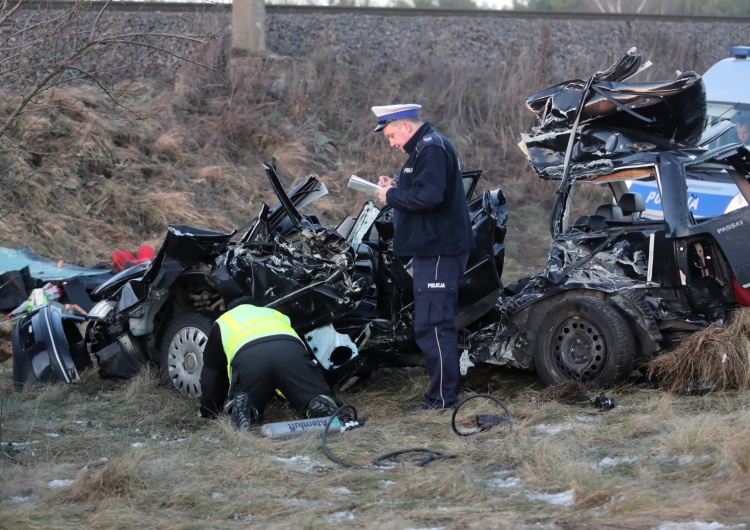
[371,104,421,132]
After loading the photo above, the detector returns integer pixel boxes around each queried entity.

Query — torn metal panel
[525,48,705,144]
[468,323,532,370]
[522,127,674,182]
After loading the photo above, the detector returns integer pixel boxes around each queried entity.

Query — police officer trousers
[230,336,331,418]
[412,252,468,409]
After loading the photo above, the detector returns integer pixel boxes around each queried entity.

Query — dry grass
[647,309,750,394]
[1,360,750,528]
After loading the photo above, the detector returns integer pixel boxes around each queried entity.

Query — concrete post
[232,0,266,55]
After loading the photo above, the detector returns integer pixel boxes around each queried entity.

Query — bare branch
[0,0,225,223]
[0,0,21,28]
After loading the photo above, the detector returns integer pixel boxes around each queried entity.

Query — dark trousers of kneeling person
[199,304,337,430]
[412,252,469,410]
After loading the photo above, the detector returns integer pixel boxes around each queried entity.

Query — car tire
[533,296,634,387]
[159,312,213,398]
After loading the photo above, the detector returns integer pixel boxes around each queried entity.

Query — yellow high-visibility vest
[217,305,300,377]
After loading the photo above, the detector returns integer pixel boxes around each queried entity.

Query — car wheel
[533,296,634,387]
[159,312,213,398]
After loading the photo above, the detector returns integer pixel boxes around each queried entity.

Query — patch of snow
[131,442,146,448]
[273,455,330,474]
[44,432,60,438]
[486,476,522,488]
[329,487,352,494]
[574,415,602,423]
[47,479,74,488]
[6,442,32,449]
[212,492,224,499]
[203,437,221,444]
[595,456,639,468]
[653,453,711,466]
[528,489,575,506]
[3,496,33,504]
[326,511,356,522]
[534,423,575,436]
[151,433,160,440]
[159,437,188,446]
[275,455,311,465]
[654,523,747,530]
[100,457,109,462]
[378,480,395,489]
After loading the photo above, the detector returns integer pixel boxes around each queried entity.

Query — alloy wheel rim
[167,326,207,398]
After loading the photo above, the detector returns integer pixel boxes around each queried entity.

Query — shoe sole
[232,394,253,431]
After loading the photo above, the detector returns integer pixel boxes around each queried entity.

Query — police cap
[371,104,421,132]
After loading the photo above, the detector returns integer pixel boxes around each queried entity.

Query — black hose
[321,394,512,468]
[450,393,514,437]
[321,403,456,469]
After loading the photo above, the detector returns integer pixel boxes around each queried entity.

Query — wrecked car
[13,160,508,395]
[465,49,750,386]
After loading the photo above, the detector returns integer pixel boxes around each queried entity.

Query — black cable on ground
[450,393,514,437]
[321,403,456,469]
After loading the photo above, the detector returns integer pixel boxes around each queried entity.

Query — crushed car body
[12,160,508,394]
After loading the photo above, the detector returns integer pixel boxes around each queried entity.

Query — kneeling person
[199,299,337,430]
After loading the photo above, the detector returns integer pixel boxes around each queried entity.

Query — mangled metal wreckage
[12,160,509,394]
[469,48,750,386]
[13,49,750,393]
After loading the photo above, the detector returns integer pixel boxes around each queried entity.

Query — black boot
[231,392,258,431]
[305,395,338,418]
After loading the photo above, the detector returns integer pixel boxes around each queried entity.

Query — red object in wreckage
[111,245,156,271]
[732,275,750,307]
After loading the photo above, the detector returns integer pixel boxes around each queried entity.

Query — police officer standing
[371,104,475,411]
[199,298,338,429]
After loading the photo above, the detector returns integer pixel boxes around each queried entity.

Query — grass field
[1,354,749,530]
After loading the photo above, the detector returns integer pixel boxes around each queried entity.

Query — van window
[705,102,750,148]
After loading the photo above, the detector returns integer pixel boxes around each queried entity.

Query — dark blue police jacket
[385,121,475,257]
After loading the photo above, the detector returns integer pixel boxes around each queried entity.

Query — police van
[628,46,750,219]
